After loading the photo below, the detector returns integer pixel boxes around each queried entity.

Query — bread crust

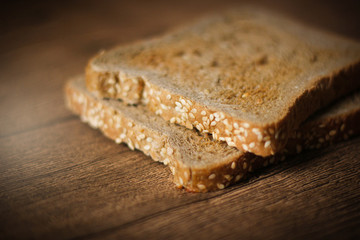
[85,8,360,157]
[66,77,360,192]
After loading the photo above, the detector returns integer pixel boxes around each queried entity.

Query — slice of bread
[86,7,360,157]
[66,76,360,192]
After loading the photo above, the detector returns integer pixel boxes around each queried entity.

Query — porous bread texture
[66,77,360,192]
[86,7,360,157]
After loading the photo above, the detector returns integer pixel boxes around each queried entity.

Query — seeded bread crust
[67,76,360,192]
[86,7,360,157]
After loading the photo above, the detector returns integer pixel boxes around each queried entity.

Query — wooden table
[1,0,360,239]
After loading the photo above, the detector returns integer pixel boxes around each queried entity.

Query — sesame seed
[180,99,187,105]
[160,104,167,110]
[243,162,247,169]
[191,108,197,113]
[242,144,249,151]
[224,175,232,181]
[124,85,130,91]
[115,138,121,144]
[235,174,243,182]
[189,113,195,119]
[231,162,236,169]
[243,122,250,128]
[249,142,255,148]
[175,101,182,108]
[211,121,217,126]
[184,171,188,178]
[219,137,225,141]
[128,140,134,150]
[167,147,174,155]
[237,135,245,142]
[209,174,216,180]
[228,141,236,147]
[179,177,184,185]
[166,94,171,100]
[146,137,153,142]
[197,184,206,190]
[252,128,260,133]
[217,183,225,189]
[329,130,337,136]
[139,134,146,139]
[203,121,209,128]
[263,136,271,141]
[135,142,140,149]
[108,77,115,84]
[128,122,133,127]
[202,116,208,122]
[120,133,126,139]
[144,145,150,150]
[233,122,239,129]
[170,117,176,123]
[132,78,138,84]
[209,114,214,121]
[213,133,218,140]
[187,100,193,106]
[155,109,163,115]
[160,148,166,157]
[201,110,206,116]
[264,140,271,148]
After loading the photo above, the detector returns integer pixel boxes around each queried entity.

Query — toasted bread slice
[66,76,360,192]
[86,7,360,156]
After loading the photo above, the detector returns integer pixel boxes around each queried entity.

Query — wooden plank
[1,0,360,239]
[81,140,360,240]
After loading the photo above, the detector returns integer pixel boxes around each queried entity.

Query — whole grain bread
[86,7,360,157]
[66,76,360,192]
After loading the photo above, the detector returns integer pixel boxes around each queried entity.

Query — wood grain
[1,0,360,239]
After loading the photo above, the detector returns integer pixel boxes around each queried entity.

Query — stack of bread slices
[65,7,360,192]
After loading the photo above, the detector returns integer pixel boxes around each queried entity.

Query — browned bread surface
[66,76,360,192]
[86,7,360,157]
